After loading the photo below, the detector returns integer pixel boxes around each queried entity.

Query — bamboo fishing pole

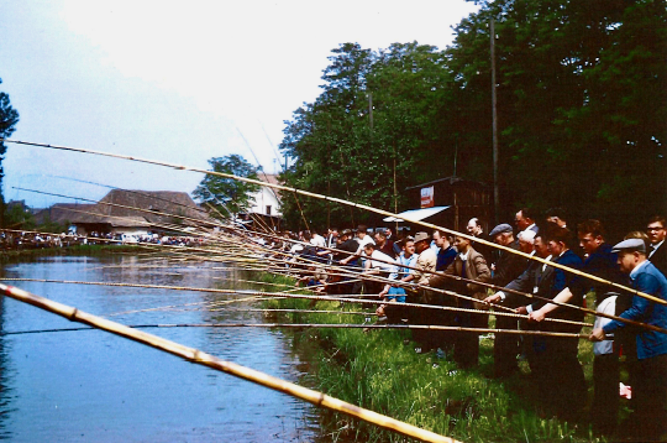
[1,322,587,339]
[5,220,632,334]
[0,282,460,443]
[0,277,591,329]
[0,179,651,333]
[3,220,625,332]
[243,228,647,333]
[226,232,600,328]
[4,138,657,308]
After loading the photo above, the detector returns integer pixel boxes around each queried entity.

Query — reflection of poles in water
[0,283,461,443]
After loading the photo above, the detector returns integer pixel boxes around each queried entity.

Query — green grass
[263,286,611,443]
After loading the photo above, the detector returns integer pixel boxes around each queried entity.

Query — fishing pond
[0,255,320,442]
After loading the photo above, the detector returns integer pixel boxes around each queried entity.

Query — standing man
[484,232,551,370]
[374,230,397,259]
[515,208,538,234]
[326,228,339,249]
[577,219,630,435]
[647,215,667,276]
[405,232,437,352]
[466,217,493,265]
[487,223,528,378]
[339,225,375,267]
[433,230,457,272]
[590,238,667,441]
[517,227,586,423]
[440,235,491,368]
[428,230,458,353]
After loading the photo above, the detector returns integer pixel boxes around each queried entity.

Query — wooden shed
[388,176,491,234]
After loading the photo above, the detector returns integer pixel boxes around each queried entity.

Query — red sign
[421,186,434,208]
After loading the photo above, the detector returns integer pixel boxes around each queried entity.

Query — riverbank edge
[257,279,603,443]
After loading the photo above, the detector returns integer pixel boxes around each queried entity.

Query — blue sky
[0,1,479,208]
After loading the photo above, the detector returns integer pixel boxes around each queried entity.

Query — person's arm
[602,272,658,333]
[529,287,573,322]
[340,243,364,265]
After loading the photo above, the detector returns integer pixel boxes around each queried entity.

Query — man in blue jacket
[590,238,667,441]
[516,226,586,422]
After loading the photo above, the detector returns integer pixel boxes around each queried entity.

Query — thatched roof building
[40,190,211,235]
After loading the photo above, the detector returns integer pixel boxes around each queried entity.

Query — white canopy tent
[382,206,450,223]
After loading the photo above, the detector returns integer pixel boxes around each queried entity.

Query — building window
[265,205,272,215]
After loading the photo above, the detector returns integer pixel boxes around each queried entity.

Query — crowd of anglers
[260,210,667,442]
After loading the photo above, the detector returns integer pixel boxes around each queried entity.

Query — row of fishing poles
[0,138,662,443]
[2,217,659,338]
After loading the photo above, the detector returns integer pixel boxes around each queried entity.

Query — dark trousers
[494,315,520,377]
[626,353,667,442]
[532,336,586,423]
[591,353,619,436]
[408,290,432,350]
[454,311,488,369]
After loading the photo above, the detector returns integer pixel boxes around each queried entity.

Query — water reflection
[0,256,319,442]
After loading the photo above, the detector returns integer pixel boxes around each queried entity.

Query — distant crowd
[254,209,667,441]
[0,230,205,250]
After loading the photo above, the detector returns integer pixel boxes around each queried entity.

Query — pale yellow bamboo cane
[3,138,658,308]
[0,282,460,443]
[0,277,590,328]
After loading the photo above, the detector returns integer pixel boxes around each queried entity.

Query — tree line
[278,0,666,238]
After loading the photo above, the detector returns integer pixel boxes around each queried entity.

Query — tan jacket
[411,248,437,286]
[431,247,491,309]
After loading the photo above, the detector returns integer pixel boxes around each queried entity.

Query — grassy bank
[263,289,609,443]
[0,245,153,262]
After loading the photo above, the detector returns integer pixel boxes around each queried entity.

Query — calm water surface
[0,256,319,442]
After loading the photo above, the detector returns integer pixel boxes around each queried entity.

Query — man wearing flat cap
[403,232,437,351]
[590,237,667,441]
[487,223,528,378]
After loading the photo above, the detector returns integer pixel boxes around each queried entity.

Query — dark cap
[489,223,513,238]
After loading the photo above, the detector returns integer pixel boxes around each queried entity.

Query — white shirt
[310,234,326,248]
[364,250,398,279]
[526,254,553,314]
[354,234,375,254]
[593,295,617,356]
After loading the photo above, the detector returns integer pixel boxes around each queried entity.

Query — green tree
[3,201,34,230]
[192,154,261,219]
[280,42,453,229]
[448,0,665,232]
[280,1,666,234]
[0,78,19,227]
